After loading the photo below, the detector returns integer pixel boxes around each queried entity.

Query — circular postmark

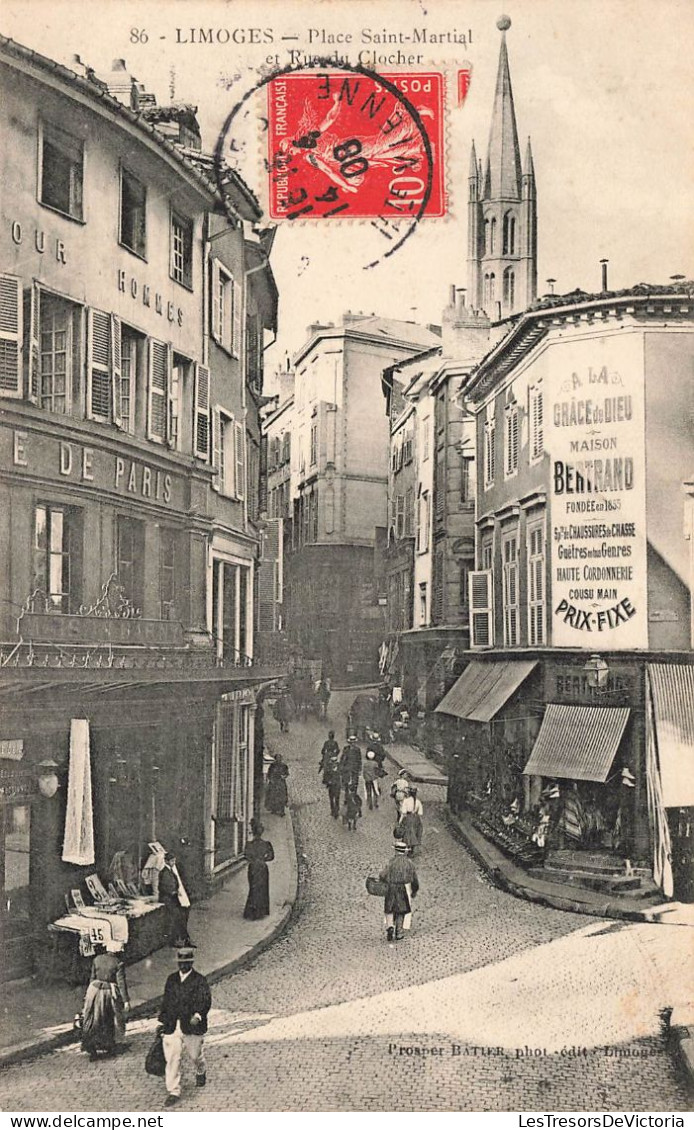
[213,59,445,270]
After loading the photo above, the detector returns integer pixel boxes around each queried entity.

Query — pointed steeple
[523,136,535,181]
[469,139,478,179]
[484,16,522,200]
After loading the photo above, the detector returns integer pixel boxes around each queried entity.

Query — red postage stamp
[267,70,445,221]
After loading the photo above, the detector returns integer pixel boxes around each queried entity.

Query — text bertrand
[554,458,634,495]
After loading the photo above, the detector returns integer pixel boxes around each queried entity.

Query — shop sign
[547,335,648,648]
[6,426,182,508]
[0,739,24,761]
[0,767,37,798]
[221,688,256,705]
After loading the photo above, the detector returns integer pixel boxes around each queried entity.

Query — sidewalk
[385,740,693,926]
[0,809,298,1068]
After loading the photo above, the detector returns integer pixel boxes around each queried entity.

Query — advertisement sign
[548,333,648,648]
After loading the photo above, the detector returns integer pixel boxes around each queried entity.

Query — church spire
[484,15,522,201]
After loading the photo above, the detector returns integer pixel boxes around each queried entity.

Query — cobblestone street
[2,695,691,1113]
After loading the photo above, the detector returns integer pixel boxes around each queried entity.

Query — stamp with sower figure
[266,69,445,221]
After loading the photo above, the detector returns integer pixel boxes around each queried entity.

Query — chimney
[546,278,556,295]
[600,259,609,293]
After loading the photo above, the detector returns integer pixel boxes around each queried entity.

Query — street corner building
[440,281,694,904]
[378,20,694,909]
[0,36,282,982]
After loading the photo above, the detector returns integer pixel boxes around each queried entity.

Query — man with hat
[157,944,211,1106]
[158,851,191,947]
[378,835,419,942]
[339,734,362,802]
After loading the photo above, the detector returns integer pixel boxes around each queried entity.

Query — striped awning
[523,704,630,782]
[647,664,694,807]
[434,660,537,722]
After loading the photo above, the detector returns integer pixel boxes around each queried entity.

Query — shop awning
[647,664,694,806]
[434,659,537,722]
[523,704,630,782]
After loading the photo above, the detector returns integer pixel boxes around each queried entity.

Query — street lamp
[584,653,609,690]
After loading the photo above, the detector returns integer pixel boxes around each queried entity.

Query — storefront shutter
[469,569,494,648]
[194,363,211,459]
[0,274,23,397]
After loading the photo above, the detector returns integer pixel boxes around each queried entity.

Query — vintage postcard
[0,0,692,1117]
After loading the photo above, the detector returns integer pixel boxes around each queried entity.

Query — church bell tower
[468,16,537,320]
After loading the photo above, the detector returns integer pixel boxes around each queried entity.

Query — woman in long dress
[265,754,289,816]
[243,820,275,919]
[398,787,424,853]
[81,941,130,1061]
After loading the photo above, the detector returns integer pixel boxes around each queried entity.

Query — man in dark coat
[158,945,212,1106]
[340,735,362,801]
[319,731,342,818]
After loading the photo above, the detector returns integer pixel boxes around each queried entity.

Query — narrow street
[2,693,690,1113]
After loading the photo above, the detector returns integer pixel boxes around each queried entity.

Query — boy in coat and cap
[157,945,211,1106]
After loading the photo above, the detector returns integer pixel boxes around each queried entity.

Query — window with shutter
[484,417,496,487]
[194,364,211,459]
[87,309,111,421]
[0,275,23,397]
[469,569,494,648]
[396,494,405,538]
[505,404,519,476]
[404,487,414,537]
[234,420,245,500]
[433,547,444,624]
[527,521,546,645]
[148,340,169,442]
[111,315,122,427]
[502,533,519,646]
[529,384,544,461]
[232,280,243,360]
[435,446,445,522]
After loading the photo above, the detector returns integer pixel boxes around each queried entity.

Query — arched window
[503,211,516,255]
[484,218,490,254]
[503,267,515,308]
[484,273,496,305]
[490,216,497,254]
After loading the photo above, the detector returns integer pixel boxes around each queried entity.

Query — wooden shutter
[194,363,211,459]
[234,420,245,500]
[469,569,494,648]
[111,314,122,427]
[232,279,242,360]
[211,406,222,492]
[0,274,23,397]
[530,385,544,459]
[210,259,221,343]
[148,339,169,441]
[87,308,112,420]
[28,282,40,403]
[505,407,518,474]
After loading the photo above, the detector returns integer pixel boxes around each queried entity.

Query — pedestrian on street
[398,787,424,853]
[319,730,342,819]
[243,819,275,920]
[379,837,419,942]
[265,753,289,816]
[159,851,192,947]
[157,945,211,1107]
[366,732,387,771]
[340,735,362,800]
[275,691,291,733]
[362,750,381,811]
[391,770,411,817]
[80,940,130,1062]
[342,787,363,831]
